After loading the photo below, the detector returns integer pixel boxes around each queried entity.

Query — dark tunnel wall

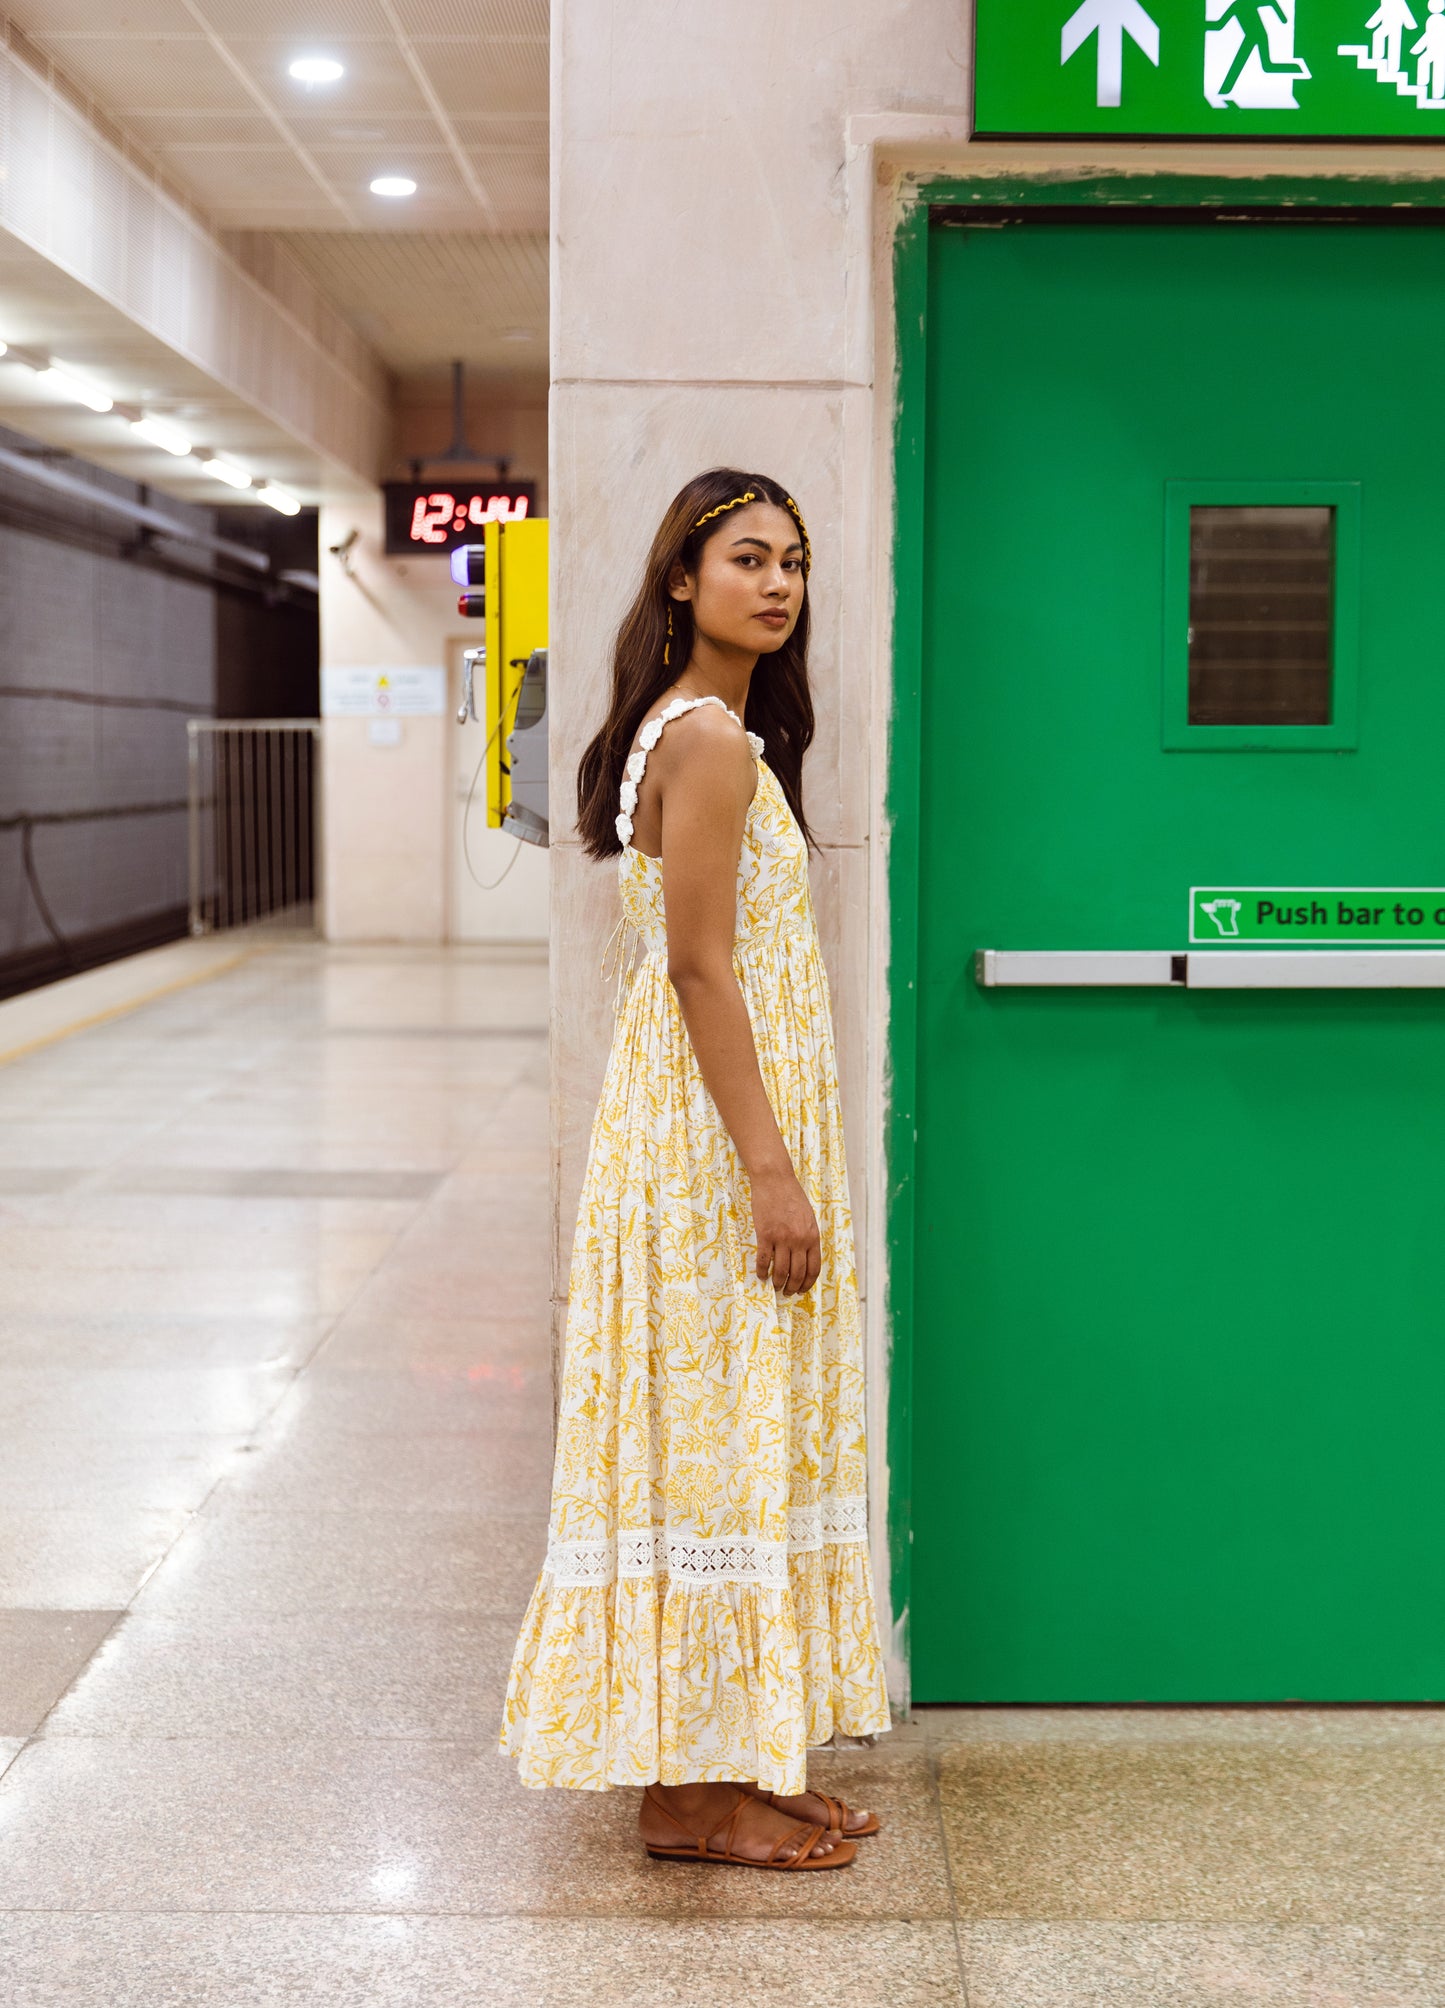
[0,425,318,998]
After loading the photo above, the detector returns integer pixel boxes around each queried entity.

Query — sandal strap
[767,1820,826,1867]
[642,1784,709,1848]
[703,1790,750,1857]
[761,1785,849,1833]
[644,1786,834,1867]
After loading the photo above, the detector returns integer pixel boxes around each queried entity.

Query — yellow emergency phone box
[484,518,549,827]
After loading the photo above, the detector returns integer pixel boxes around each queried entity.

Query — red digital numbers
[409,493,454,544]
[408,490,531,545]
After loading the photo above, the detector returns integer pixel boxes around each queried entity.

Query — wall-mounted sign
[382,482,536,555]
[975,1,1445,139]
[1191,886,1445,942]
[321,666,445,717]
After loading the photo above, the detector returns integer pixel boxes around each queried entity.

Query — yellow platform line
[0,947,254,1070]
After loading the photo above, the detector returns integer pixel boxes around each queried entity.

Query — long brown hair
[576,467,815,859]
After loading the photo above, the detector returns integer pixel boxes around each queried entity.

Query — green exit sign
[975,0,1445,138]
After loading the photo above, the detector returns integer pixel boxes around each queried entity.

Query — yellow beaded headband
[691,489,812,576]
[692,489,756,528]
[781,494,812,578]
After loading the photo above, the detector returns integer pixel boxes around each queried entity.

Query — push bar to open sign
[974,951,1445,990]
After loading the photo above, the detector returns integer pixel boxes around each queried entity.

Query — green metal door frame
[885,166,1445,1691]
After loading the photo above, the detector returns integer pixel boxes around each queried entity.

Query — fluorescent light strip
[202,456,252,490]
[131,415,192,457]
[39,364,113,413]
[0,349,307,506]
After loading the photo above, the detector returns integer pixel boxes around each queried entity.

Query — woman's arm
[651,709,820,1297]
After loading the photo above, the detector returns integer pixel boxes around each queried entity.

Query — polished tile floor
[1,943,1443,2005]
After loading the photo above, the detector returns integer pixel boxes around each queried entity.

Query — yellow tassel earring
[664,604,673,667]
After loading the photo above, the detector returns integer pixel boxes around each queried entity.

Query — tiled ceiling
[8,0,548,230]
[4,0,548,378]
[254,230,547,376]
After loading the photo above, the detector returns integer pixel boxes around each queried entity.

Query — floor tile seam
[23,1338,363,1700]
[0,1607,131,1787]
[282,1282,386,1379]
[32,1731,529,1744]
[0,1904,951,1923]
[113,1607,534,1619]
[926,1742,972,2007]
[185,1510,551,1525]
[185,1215,430,1477]
[43,1610,532,1626]
[12,1733,549,1750]
[951,1913,1445,1925]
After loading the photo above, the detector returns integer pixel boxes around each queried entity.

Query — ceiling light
[39,364,113,413]
[202,456,252,490]
[288,55,344,85]
[258,484,301,516]
[0,341,8,358]
[131,415,192,457]
[369,175,416,198]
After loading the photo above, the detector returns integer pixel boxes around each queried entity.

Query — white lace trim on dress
[544,1501,869,1588]
[615,693,764,849]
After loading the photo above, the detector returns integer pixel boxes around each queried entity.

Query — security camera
[327,527,360,575]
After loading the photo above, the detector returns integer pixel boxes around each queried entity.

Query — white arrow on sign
[1061,0,1160,108]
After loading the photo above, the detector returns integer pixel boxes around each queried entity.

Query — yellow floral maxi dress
[500,694,890,1795]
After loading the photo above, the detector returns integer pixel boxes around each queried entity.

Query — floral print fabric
[500,699,890,1794]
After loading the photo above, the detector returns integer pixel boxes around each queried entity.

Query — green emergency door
[911,209,1445,1702]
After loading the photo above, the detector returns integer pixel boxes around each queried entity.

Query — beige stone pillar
[550,4,976,1695]
[318,495,452,945]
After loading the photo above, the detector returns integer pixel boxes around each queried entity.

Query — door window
[1164,481,1360,751]
[1188,505,1333,726]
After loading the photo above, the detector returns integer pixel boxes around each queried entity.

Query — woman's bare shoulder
[632,696,751,773]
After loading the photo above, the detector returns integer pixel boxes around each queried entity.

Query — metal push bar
[974,950,1445,989]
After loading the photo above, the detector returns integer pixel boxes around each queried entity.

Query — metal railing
[187,720,321,936]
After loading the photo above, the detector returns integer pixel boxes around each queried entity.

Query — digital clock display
[382,481,537,555]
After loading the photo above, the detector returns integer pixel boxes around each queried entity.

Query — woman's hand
[751,1165,821,1297]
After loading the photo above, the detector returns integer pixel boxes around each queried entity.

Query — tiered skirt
[499,924,890,1794]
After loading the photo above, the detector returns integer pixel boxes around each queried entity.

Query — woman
[500,469,890,1870]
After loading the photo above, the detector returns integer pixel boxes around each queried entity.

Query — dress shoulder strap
[615,695,764,849]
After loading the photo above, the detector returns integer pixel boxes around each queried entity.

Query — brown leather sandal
[759,1788,882,1839]
[641,1785,857,1871]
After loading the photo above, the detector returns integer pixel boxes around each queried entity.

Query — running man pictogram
[1206,0,1311,106]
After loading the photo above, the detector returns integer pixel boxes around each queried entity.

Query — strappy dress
[500,695,890,1795]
